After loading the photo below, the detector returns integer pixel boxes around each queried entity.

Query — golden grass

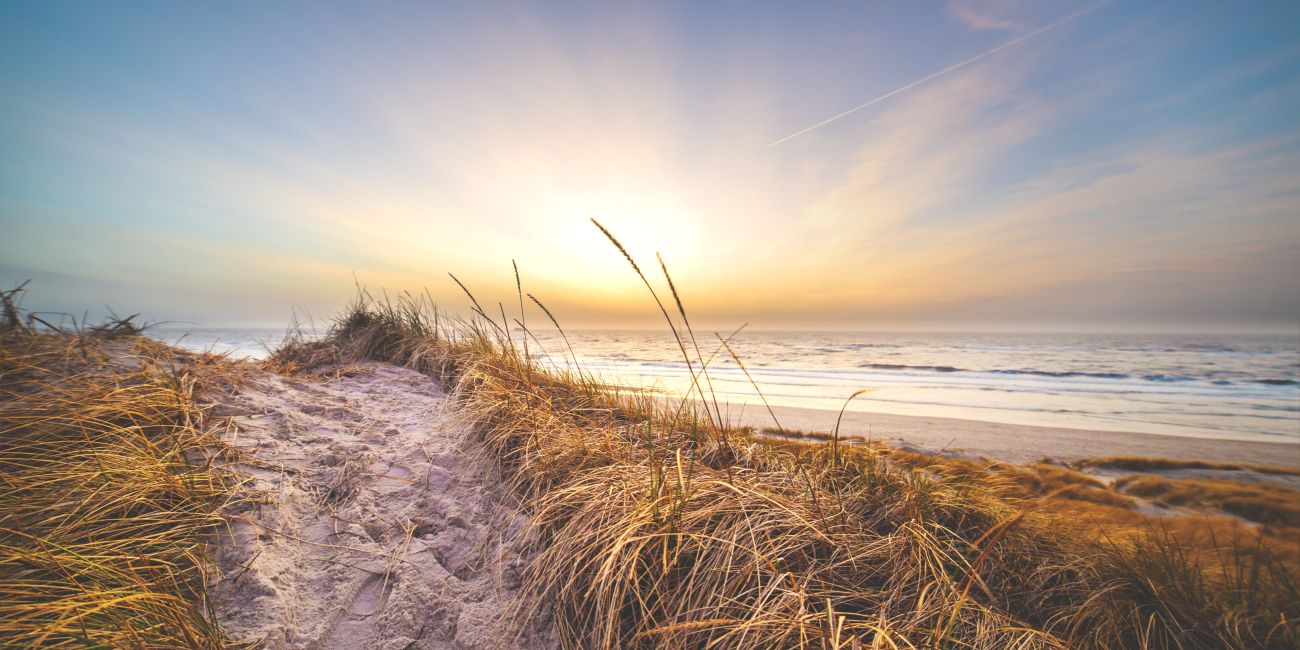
[270,222,1300,649]
[759,426,841,442]
[1077,456,1300,476]
[0,316,238,647]
[886,451,1141,511]
[1115,474,1300,527]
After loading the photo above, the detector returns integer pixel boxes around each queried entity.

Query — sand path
[207,362,552,649]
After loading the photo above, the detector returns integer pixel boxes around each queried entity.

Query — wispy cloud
[765,40,1300,326]
[769,0,1114,146]
[946,0,1024,31]
[4,2,1297,329]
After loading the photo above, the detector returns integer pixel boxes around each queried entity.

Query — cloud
[776,39,1300,327]
[946,0,1025,31]
[793,54,1050,259]
[4,2,1295,330]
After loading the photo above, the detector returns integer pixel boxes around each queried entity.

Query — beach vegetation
[1115,474,1300,528]
[1076,456,1300,477]
[0,294,240,648]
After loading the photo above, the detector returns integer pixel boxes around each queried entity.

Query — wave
[860,363,963,373]
[612,356,1300,389]
[991,369,1131,380]
[850,364,1300,387]
[860,364,1136,380]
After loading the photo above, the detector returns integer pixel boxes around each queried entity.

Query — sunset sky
[3,1,1298,331]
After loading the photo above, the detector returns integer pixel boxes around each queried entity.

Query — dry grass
[0,307,238,647]
[271,223,1299,649]
[1077,456,1300,477]
[758,427,841,442]
[1115,474,1300,527]
[878,447,1136,511]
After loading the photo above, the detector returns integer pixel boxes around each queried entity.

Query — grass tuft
[0,310,238,648]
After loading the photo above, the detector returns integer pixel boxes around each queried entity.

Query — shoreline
[723,402,1300,467]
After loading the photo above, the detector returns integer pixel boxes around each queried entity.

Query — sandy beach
[732,403,1300,467]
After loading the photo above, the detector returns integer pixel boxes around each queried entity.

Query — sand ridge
[206,361,553,649]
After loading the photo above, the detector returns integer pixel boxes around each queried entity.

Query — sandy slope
[206,362,553,649]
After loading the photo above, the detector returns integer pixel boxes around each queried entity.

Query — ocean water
[152,326,294,359]
[157,327,1300,444]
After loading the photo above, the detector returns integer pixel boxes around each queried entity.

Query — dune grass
[1115,474,1300,528]
[757,426,842,442]
[0,307,238,648]
[1076,456,1300,477]
[269,223,1299,649]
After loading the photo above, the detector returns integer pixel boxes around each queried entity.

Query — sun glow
[3,2,1296,332]
[545,195,706,286]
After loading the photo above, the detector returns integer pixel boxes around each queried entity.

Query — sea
[152,327,1300,445]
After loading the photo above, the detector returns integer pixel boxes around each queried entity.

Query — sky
[2,0,1298,332]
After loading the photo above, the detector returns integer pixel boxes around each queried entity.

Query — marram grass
[271,227,1298,650]
[0,322,237,648]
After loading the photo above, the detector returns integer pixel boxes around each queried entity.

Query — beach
[162,325,1300,469]
[7,296,1300,649]
[749,403,1300,467]
[161,327,1300,446]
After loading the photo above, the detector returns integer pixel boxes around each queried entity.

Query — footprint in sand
[209,361,555,649]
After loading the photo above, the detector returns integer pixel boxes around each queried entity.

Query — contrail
[769,0,1115,147]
